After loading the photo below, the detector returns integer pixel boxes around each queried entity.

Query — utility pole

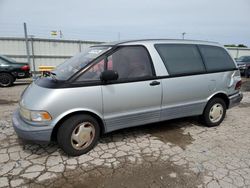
[182,32,186,40]
[23,23,33,78]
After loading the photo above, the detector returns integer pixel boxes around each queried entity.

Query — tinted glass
[155,44,205,75]
[107,46,153,80]
[77,59,104,81]
[199,45,236,71]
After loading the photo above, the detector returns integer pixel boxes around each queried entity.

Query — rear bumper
[228,92,243,109]
[11,71,31,79]
[12,109,53,142]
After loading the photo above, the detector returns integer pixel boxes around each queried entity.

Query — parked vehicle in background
[0,55,30,87]
[12,39,243,156]
[236,56,250,78]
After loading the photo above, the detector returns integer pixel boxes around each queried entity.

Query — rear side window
[198,45,236,71]
[155,44,205,75]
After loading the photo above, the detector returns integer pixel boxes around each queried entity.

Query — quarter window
[155,44,205,75]
[198,45,236,71]
[107,46,153,80]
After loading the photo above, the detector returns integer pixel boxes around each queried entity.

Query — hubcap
[71,122,95,150]
[209,103,224,123]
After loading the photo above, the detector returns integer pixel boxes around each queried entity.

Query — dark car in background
[0,55,30,87]
[236,56,250,78]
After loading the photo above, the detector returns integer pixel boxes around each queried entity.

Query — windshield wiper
[43,71,57,81]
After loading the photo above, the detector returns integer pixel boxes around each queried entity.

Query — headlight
[19,106,52,122]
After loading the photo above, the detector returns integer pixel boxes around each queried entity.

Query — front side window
[198,45,236,71]
[53,46,111,80]
[77,46,153,82]
[77,59,104,81]
[106,46,153,80]
[155,44,205,75]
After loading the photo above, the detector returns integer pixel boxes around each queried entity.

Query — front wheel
[201,98,226,127]
[57,114,100,156]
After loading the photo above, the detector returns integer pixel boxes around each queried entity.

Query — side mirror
[100,70,119,82]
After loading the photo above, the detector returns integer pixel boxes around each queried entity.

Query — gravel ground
[0,78,250,188]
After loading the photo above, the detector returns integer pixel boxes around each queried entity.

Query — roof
[97,39,220,47]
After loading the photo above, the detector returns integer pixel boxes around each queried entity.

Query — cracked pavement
[0,79,250,188]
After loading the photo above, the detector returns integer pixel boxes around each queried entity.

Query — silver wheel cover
[71,122,95,150]
[209,103,224,123]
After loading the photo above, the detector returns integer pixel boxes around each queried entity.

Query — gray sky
[0,0,250,45]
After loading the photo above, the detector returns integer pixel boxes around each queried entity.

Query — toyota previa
[12,39,243,156]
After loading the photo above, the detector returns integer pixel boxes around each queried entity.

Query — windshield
[52,46,111,80]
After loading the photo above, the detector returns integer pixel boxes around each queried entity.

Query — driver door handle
[150,81,160,86]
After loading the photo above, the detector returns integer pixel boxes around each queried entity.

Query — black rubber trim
[228,91,240,98]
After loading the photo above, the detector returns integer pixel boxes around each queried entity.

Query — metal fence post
[30,37,36,78]
[79,40,82,52]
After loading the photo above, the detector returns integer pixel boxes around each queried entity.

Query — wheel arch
[207,92,229,109]
[51,110,105,142]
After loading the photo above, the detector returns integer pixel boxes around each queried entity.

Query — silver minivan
[12,39,243,156]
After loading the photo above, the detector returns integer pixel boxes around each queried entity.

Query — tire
[201,98,226,127]
[0,73,14,87]
[57,114,100,156]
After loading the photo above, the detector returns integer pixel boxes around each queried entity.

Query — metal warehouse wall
[227,47,250,59]
[0,37,101,70]
[1,37,250,71]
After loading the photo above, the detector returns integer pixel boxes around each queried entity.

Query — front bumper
[12,109,53,142]
[228,92,243,109]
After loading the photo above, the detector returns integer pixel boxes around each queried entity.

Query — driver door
[101,46,162,132]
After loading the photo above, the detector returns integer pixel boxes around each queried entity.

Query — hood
[20,80,59,111]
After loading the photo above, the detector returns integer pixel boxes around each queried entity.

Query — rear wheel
[0,73,14,87]
[201,98,226,127]
[57,114,100,156]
